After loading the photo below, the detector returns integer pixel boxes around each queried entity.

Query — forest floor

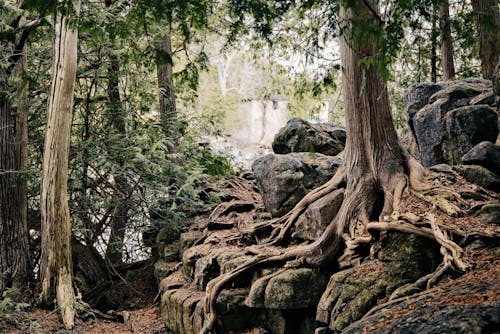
[0,261,170,334]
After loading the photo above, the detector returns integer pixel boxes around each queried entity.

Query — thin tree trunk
[40,1,80,329]
[471,0,500,79]
[439,1,455,80]
[431,18,438,82]
[104,50,130,265]
[157,31,177,151]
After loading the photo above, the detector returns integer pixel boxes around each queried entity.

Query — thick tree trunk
[40,1,80,329]
[157,32,177,151]
[0,26,31,296]
[0,90,31,295]
[471,0,500,79]
[302,0,407,266]
[439,1,455,80]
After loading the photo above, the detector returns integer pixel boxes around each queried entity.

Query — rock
[453,165,500,192]
[404,82,445,126]
[272,118,346,156]
[316,233,440,332]
[182,244,212,280]
[475,203,500,225]
[246,268,328,310]
[252,153,342,216]
[469,90,495,105]
[193,247,251,290]
[161,288,204,334]
[407,78,498,167]
[443,105,498,164]
[156,222,182,261]
[413,99,454,166]
[403,82,445,158]
[429,164,454,173]
[154,260,175,282]
[179,230,203,256]
[293,188,345,241]
[461,141,500,176]
[341,269,500,334]
[428,81,488,106]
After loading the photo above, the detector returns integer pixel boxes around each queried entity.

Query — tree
[157,31,177,149]
[201,1,469,331]
[39,0,80,329]
[0,1,34,296]
[102,0,131,265]
[471,0,500,78]
[439,0,455,80]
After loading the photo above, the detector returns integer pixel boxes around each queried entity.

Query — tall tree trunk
[439,0,455,80]
[104,50,130,265]
[157,31,177,151]
[0,23,31,297]
[303,0,407,265]
[431,18,438,82]
[471,0,500,79]
[40,1,80,329]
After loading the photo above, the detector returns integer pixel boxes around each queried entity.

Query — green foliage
[0,290,36,332]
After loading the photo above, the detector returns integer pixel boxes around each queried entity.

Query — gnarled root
[200,150,479,333]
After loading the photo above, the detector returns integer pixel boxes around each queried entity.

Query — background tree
[471,0,500,78]
[0,0,37,296]
[439,0,455,80]
[39,0,80,328]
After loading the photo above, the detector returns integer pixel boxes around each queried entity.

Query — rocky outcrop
[406,78,499,168]
[293,188,344,241]
[341,249,500,334]
[272,118,346,156]
[461,141,500,176]
[453,165,500,192]
[316,233,441,332]
[252,153,342,216]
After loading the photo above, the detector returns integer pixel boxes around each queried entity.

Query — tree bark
[302,0,407,266]
[0,18,31,297]
[431,18,438,82]
[39,0,80,329]
[471,0,500,79]
[439,1,455,80]
[157,31,177,151]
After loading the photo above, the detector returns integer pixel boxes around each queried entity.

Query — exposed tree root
[198,152,492,333]
[264,166,346,245]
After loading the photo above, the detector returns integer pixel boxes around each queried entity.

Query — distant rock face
[407,79,499,167]
[272,118,346,156]
[252,152,342,216]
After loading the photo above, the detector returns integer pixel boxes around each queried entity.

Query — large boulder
[442,105,498,164]
[272,118,346,156]
[252,153,342,217]
[461,141,500,176]
[316,233,441,332]
[408,79,498,167]
[246,268,328,309]
[293,188,345,241]
[341,263,500,334]
[453,165,500,192]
